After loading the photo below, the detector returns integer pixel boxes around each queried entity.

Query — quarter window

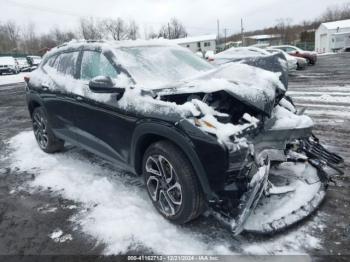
[80,51,118,80]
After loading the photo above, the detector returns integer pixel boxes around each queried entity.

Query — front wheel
[143,141,206,224]
[32,107,64,153]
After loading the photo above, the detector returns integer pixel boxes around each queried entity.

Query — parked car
[271,45,317,65]
[204,50,215,61]
[15,57,31,72]
[266,48,307,70]
[212,47,289,86]
[26,40,343,235]
[265,48,298,71]
[26,55,42,71]
[212,46,270,65]
[0,56,20,75]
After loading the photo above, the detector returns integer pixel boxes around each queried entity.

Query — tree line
[0,17,187,55]
[226,2,350,45]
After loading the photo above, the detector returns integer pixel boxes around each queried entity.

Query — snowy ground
[0,53,349,259]
[0,72,27,86]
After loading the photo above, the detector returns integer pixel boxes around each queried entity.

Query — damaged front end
[152,60,344,235]
[209,105,344,235]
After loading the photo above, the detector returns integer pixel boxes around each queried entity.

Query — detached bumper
[243,162,326,233]
[212,133,343,235]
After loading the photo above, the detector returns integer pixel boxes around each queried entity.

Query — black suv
[25,40,343,234]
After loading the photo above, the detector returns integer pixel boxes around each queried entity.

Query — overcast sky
[2,0,350,37]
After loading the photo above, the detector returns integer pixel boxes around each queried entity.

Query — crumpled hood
[152,63,286,116]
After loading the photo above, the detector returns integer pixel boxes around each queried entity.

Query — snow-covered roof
[321,19,350,30]
[172,34,217,44]
[245,34,281,40]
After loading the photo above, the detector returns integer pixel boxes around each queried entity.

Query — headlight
[194,118,216,129]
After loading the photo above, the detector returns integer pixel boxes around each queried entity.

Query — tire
[32,107,64,153]
[143,140,206,224]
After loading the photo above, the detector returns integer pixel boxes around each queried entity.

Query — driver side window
[80,51,119,80]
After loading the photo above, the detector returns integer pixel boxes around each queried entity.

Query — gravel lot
[0,53,349,260]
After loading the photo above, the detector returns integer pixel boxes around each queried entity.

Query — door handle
[75,96,83,101]
[41,84,49,91]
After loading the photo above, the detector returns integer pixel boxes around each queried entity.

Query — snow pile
[279,97,296,113]
[118,87,201,118]
[8,131,232,255]
[271,105,313,130]
[49,229,73,243]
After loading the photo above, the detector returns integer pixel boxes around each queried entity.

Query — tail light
[24,76,30,83]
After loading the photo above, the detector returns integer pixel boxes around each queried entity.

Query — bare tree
[79,17,104,40]
[102,18,127,40]
[158,18,187,39]
[4,21,21,48]
[21,22,40,54]
[320,2,350,22]
[50,27,76,44]
[126,20,139,40]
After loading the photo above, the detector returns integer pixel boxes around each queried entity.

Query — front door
[72,50,137,169]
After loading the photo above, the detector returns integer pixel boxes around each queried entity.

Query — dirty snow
[49,229,73,243]
[8,131,232,255]
[4,131,327,255]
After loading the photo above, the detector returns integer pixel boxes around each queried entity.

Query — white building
[172,34,217,53]
[315,19,350,53]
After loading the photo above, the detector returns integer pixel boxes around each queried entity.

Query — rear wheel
[143,140,206,224]
[32,107,64,153]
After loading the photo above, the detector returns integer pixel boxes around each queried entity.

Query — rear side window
[54,52,79,77]
[80,51,118,80]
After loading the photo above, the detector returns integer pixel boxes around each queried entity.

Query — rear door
[40,51,82,142]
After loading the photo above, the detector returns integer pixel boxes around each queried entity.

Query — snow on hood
[153,63,285,116]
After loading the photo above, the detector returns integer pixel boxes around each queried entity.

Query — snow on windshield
[113,46,214,89]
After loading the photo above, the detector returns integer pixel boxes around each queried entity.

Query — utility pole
[217,19,220,44]
[167,22,171,39]
[224,28,228,48]
[241,18,244,47]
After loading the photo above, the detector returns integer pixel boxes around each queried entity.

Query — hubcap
[32,112,49,149]
[145,155,183,217]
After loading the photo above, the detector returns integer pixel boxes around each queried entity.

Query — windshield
[113,45,214,89]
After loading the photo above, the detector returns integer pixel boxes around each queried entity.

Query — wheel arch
[27,97,44,117]
[131,122,216,201]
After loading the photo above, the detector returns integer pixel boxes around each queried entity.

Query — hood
[151,63,286,116]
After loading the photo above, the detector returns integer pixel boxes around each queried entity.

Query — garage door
[320,34,327,53]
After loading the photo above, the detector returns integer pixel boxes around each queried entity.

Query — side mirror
[88,76,125,94]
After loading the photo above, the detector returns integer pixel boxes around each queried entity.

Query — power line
[3,0,239,35]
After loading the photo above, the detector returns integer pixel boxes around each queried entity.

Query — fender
[131,120,218,201]
[26,92,45,116]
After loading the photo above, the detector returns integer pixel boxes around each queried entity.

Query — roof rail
[56,39,106,49]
